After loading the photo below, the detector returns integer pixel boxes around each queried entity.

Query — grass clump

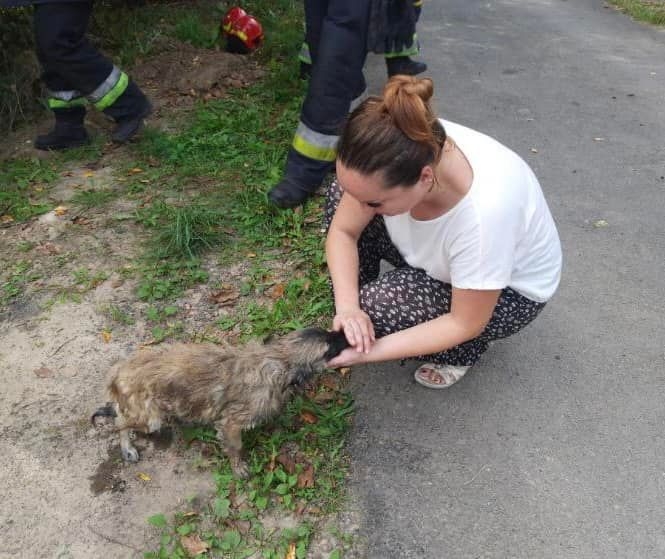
[608,0,665,24]
[0,158,58,222]
[136,201,229,259]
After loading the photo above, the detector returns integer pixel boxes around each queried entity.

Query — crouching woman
[324,76,562,388]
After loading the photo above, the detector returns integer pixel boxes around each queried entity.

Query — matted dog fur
[92,327,349,477]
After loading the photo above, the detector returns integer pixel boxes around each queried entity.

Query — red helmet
[222,7,264,53]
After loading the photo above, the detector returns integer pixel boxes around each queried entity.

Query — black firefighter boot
[105,80,153,144]
[386,56,428,77]
[34,107,90,151]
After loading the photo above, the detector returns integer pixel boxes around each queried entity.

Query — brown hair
[337,76,446,188]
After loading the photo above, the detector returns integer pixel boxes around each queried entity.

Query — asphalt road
[350,1,665,557]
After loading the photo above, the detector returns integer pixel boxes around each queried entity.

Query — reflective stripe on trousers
[87,66,129,110]
[46,66,129,111]
[291,88,367,162]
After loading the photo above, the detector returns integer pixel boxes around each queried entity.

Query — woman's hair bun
[380,76,437,145]
[384,75,434,105]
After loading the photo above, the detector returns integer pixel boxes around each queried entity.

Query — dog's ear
[323,330,351,361]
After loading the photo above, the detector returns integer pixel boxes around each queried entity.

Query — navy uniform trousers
[283,0,371,194]
[2,0,148,127]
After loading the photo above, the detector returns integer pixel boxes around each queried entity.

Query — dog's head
[270,327,350,385]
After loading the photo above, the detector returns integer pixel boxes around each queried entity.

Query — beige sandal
[414,363,470,389]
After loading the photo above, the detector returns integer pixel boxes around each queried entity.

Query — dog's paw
[121,446,140,462]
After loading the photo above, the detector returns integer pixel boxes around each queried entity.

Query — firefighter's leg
[32,3,90,150]
[385,1,427,77]
[269,0,370,209]
[33,1,151,145]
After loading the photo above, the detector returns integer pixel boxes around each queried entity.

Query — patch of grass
[1,260,35,306]
[0,158,58,221]
[72,267,108,290]
[608,0,665,24]
[106,304,135,325]
[136,200,229,259]
[173,13,219,48]
[136,258,208,301]
[70,188,118,209]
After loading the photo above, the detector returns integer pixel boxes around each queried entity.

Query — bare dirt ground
[0,42,362,559]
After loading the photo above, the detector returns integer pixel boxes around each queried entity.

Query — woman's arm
[326,192,376,352]
[327,287,501,367]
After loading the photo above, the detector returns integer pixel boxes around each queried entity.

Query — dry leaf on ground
[209,285,240,305]
[299,410,318,424]
[181,534,209,556]
[297,464,315,489]
[268,283,285,300]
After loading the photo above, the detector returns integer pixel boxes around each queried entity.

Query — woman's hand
[333,308,375,354]
[327,346,370,368]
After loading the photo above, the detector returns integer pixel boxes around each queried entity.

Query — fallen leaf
[137,472,151,481]
[139,179,151,184]
[181,534,209,556]
[129,167,143,174]
[34,366,54,378]
[530,148,538,154]
[247,252,256,258]
[83,171,95,178]
[299,410,318,424]
[297,464,315,489]
[268,283,285,300]
[101,330,112,343]
[593,137,605,142]
[71,216,90,225]
[593,219,609,228]
[54,206,68,216]
[210,285,240,305]
[339,367,351,377]
[319,375,340,391]
[276,452,297,474]
[285,542,296,559]
[0,214,14,223]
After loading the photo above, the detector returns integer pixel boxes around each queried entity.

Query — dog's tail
[91,402,117,425]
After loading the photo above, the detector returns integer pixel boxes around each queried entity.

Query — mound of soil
[132,38,266,108]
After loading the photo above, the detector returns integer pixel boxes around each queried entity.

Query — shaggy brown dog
[92,327,349,477]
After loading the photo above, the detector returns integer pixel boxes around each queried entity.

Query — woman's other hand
[333,309,375,354]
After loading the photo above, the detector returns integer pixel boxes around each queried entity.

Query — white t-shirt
[383,119,562,303]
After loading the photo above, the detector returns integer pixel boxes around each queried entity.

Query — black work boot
[34,107,90,151]
[110,100,152,144]
[268,177,318,209]
[386,56,428,77]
